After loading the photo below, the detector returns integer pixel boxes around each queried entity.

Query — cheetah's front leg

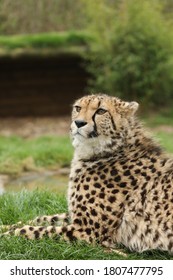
[4,224,93,243]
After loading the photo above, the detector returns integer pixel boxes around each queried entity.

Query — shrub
[84,0,173,107]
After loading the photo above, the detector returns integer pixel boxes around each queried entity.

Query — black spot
[164,204,169,211]
[99,203,105,209]
[110,169,118,176]
[85,228,91,235]
[119,182,127,188]
[100,174,106,180]
[108,219,113,225]
[89,219,93,225]
[88,197,95,204]
[81,206,87,211]
[29,227,34,231]
[112,189,119,194]
[108,196,116,203]
[91,209,97,216]
[85,193,90,199]
[51,216,59,224]
[83,217,88,226]
[106,206,112,211]
[103,168,108,173]
[95,222,100,229]
[34,230,40,239]
[91,190,96,195]
[77,212,82,217]
[114,175,121,182]
[66,230,77,241]
[86,177,91,182]
[122,165,128,170]
[50,227,56,234]
[123,170,131,176]
[74,178,79,183]
[61,226,67,233]
[20,229,26,235]
[99,193,105,199]
[151,167,156,173]
[77,195,83,202]
[102,228,108,235]
[113,221,119,228]
[122,190,128,195]
[71,192,75,198]
[75,168,81,173]
[74,219,82,226]
[94,183,101,188]
[84,185,89,190]
[131,179,137,186]
[107,183,114,188]
[119,202,124,209]
[155,205,160,211]
[102,214,107,221]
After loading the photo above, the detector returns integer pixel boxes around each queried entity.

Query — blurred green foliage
[83,0,173,107]
[0,0,173,106]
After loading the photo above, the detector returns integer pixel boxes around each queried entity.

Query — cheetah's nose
[75,120,87,128]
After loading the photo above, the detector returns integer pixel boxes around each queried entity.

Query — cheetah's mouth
[74,130,98,139]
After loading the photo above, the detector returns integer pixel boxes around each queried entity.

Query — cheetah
[1,93,173,253]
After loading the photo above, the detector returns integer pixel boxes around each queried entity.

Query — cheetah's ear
[115,98,139,115]
[124,101,139,116]
[128,101,139,115]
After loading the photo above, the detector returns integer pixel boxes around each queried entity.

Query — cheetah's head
[70,94,139,159]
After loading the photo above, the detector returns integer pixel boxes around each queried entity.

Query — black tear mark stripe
[90,102,101,138]
[109,113,117,131]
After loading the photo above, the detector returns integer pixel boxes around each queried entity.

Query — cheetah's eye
[74,106,81,113]
[96,108,107,115]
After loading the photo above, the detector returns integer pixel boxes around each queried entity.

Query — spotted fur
[2,94,173,253]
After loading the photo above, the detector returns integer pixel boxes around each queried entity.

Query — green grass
[142,106,173,127]
[0,135,73,175]
[0,190,172,260]
[154,131,173,154]
[142,111,173,154]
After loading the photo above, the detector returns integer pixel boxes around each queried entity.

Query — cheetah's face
[70,94,138,159]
